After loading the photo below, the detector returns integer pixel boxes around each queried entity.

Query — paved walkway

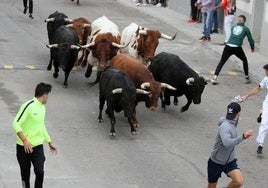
[117,0,268,83]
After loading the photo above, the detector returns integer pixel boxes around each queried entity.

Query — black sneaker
[212,29,219,33]
[23,7,28,14]
[257,145,263,155]
[199,36,206,40]
[29,14,34,19]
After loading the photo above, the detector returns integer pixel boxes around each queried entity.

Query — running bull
[46,26,80,88]
[149,52,213,112]
[110,53,176,127]
[98,66,150,136]
[120,23,176,65]
[45,11,73,71]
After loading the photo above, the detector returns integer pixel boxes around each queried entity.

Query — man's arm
[13,103,33,153]
[246,27,255,51]
[43,126,57,154]
[219,125,244,148]
[242,86,261,101]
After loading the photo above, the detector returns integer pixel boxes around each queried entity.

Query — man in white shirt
[242,64,268,154]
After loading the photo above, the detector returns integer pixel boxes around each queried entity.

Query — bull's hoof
[162,106,166,111]
[89,81,98,87]
[62,85,69,89]
[47,66,52,71]
[133,122,139,128]
[53,73,58,79]
[180,107,188,113]
[173,102,178,106]
[98,118,103,123]
[131,131,138,135]
[85,72,92,78]
[81,63,87,68]
[109,132,116,137]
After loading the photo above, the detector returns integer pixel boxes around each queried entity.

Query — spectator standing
[211,0,221,33]
[214,0,236,45]
[188,0,198,23]
[23,0,34,19]
[196,0,215,41]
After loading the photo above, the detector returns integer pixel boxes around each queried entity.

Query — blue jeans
[203,11,213,37]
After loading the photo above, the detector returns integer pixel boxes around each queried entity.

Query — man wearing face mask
[207,102,253,188]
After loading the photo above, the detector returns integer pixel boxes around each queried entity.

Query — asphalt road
[0,0,267,187]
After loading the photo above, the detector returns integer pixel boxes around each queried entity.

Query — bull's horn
[70,45,80,50]
[112,42,129,49]
[136,89,151,95]
[80,42,95,49]
[83,24,91,28]
[140,82,150,89]
[112,88,123,94]
[161,83,176,90]
[204,77,213,83]
[186,78,195,85]
[160,32,177,40]
[66,24,74,28]
[46,44,59,49]
[139,30,148,35]
[64,18,73,23]
[44,18,55,22]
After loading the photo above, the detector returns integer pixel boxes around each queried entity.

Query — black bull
[46,26,80,87]
[98,66,150,136]
[149,52,212,112]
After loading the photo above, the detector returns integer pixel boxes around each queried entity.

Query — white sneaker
[136,3,141,6]
[245,76,251,84]
[155,3,162,7]
[212,75,218,85]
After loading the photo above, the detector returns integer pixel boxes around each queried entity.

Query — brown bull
[110,53,176,127]
[66,17,91,66]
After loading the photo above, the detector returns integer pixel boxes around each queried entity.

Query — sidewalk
[116,0,268,83]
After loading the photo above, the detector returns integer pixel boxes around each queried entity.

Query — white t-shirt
[259,76,268,101]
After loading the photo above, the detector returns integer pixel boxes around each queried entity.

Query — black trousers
[23,0,33,14]
[16,144,45,188]
[215,45,249,76]
[190,0,198,20]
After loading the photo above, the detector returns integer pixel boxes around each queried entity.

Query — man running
[207,102,253,188]
[242,64,268,155]
[13,83,57,188]
[212,15,254,84]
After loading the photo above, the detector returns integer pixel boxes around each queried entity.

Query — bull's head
[185,77,213,104]
[80,39,128,70]
[66,23,91,44]
[140,81,176,111]
[137,28,177,62]
[46,43,80,69]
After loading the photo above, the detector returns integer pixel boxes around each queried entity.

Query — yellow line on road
[210,70,215,75]
[227,71,238,76]
[25,65,35,70]
[4,65,13,69]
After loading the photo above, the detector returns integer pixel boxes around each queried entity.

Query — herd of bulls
[44,11,213,136]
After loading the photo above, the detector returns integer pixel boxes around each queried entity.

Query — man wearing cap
[207,102,253,188]
[242,64,268,155]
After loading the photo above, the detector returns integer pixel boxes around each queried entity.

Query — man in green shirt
[13,82,57,188]
[212,15,255,84]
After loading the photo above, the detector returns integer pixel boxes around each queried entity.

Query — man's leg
[213,45,233,83]
[207,159,222,188]
[234,47,250,83]
[191,0,197,21]
[257,102,268,149]
[206,11,214,39]
[29,0,33,14]
[226,169,244,188]
[16,144,31,188]
[224,15,234,43]
[31,145,45,188]
[23,0,28,14]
